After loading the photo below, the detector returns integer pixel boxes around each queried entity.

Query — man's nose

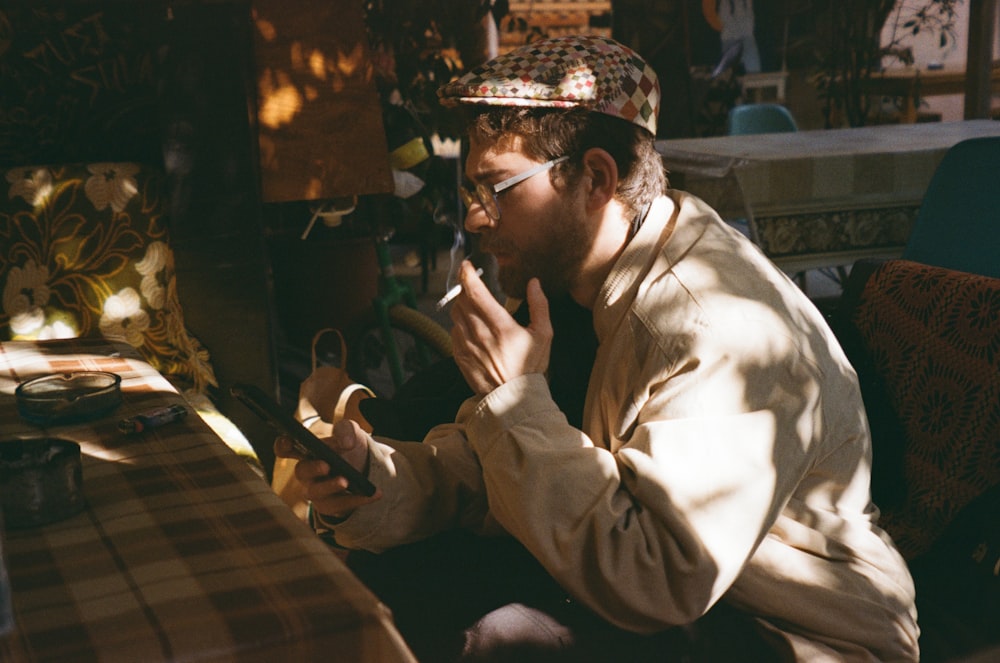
[464,205,495,233]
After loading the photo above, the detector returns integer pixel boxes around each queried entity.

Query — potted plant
[802,0,959,127]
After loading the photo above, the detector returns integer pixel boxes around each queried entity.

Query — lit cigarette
[435,268,484,310]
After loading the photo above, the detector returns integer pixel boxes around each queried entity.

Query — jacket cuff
[465,373,561,455]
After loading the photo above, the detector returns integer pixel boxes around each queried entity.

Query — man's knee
[461,602,574,662]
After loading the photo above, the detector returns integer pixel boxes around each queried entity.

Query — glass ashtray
[15,371,122,425]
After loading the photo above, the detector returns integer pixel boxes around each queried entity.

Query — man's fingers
[330,419,363,452]
[457,260,494,312]
[294,456,333,482]
[525,278,553,339]
[297,460,383,519]
[274,434,305,460]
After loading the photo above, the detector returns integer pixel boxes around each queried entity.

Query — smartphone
[230,383,377,496]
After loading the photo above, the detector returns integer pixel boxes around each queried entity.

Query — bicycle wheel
[349,305,453,398]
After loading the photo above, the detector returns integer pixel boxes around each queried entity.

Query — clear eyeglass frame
[460,156,569,221]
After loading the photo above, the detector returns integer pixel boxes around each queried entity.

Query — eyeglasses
[460,156,569,222]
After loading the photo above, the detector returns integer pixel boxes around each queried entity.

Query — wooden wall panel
[0,4,164,168]
[252,0,393,202]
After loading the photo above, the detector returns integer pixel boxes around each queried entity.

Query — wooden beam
[964,0,998,119]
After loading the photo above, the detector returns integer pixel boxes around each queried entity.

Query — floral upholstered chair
[0,162,259,469]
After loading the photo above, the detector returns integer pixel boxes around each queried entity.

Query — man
[277,35,918,662]
[718,0,761,73]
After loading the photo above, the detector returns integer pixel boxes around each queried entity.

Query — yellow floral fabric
[0,162,217,393]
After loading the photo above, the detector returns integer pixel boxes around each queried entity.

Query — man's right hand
[450,261,553,395]
[273,419,381,520]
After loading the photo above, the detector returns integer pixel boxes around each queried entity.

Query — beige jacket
[331,192,919,661]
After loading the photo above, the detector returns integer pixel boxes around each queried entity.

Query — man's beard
[482,207,590,299]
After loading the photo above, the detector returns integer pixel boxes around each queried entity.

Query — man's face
[463,138,590,299]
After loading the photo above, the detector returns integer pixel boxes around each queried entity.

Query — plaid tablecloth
[0,338,416,663]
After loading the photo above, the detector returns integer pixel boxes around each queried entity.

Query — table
[656,119,1000,274]
[0,338,416,663]
[862,64,1000,124]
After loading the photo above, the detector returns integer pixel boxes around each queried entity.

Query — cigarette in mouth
[435,267,485,311]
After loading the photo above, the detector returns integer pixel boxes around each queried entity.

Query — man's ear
[580,148,618,212]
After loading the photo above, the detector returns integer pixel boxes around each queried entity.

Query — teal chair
[725,103,805,284]
[902,135,1000,278]
[726,103,798,135]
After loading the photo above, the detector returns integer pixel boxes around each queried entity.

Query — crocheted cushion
[0,163,216,393]
[848,259,1000,560]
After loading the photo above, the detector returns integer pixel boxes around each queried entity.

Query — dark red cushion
[845,259,1000,560]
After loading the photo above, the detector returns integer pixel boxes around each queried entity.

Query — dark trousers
[346,530,790,662]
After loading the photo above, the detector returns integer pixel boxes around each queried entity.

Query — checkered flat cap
[438,35,660,135]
